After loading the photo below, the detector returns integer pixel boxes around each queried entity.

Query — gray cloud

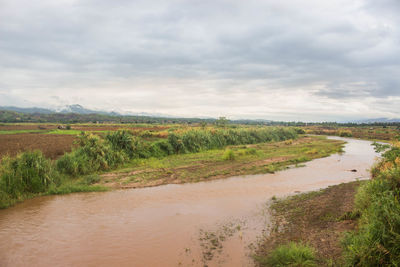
[0,0,399,121]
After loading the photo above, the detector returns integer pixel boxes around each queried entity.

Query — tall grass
[57,132,127,176]
[254,242,317,267]
[0,151,53,197]
[342,143,400,266]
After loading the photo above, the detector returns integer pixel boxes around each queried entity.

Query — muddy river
[0,137,380,266]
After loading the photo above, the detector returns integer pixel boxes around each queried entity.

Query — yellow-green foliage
[0,151,53,197]
[222,149,235,161]
[338,130,353,137]
[343,145,400,266]
[255,242,317,267]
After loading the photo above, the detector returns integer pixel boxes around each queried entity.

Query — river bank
[255,181,363,266]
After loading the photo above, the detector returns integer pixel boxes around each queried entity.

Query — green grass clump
[222,149,235,161]
[255,242,317,267]
[338,130,353,137]
[342,145,400,266]
[0,151,54,197]
[56,132,128,176]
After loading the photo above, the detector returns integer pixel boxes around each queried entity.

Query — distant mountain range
[0,104,215,119]
[0,105,399,123]
[0,104,161,117]
[355,118,400,123]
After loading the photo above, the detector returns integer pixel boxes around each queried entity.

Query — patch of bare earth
[0,133,76,159]
[257,181,361,266]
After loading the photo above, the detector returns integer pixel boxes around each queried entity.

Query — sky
[0,0,399,122]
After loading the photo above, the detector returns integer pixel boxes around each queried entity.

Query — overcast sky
[0,0,399,121]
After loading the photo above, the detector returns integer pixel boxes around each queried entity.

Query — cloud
[0,0,399,121]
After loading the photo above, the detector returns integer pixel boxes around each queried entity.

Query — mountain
[0,106,54,114]
[0,104,122,116]
[58,104,121,115]
[355,118,400,123]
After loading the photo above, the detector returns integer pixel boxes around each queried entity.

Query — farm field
[0,123,172,159]
[0,133,77,159]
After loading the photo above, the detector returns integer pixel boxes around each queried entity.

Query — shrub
[339,130,353,137]
[57,132,127,176]
[343,146,400,266]
[294,128,306,134]
[255,242,317,267]
[0,151,53,197]
[222,149,235,161]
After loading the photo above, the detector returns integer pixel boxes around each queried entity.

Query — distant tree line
[1,109,400,127]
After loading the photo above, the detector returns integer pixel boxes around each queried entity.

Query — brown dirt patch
[0,123,170,132]
[257,181,362,266]
[0,133,76,160]
[70,125,169,132]
[0,124,59,130]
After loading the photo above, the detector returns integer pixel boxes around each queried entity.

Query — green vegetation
[371,141,391,153]
[255,242,317,267]
[222,149,235,161]
[342,142,400,266]
[0,151,53,196]
[46,129,85,135]
[0,129,45,134]
[338,130,353,137]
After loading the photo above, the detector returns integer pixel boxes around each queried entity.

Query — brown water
[0,137,380,267]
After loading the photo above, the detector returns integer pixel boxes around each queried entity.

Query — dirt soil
[0,124,59,130]
[257,181,362,266]
[0,133,76,159]
[0,124,169,132]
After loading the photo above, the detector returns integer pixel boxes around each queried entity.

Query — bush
[57,132,127,176]
[0,151,53,197]
[222,149,235,161]
[343,146,400,266]
[339,130,353,137]
[294,128,306,134]
[255,242,317,267]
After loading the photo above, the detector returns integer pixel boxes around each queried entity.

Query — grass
[254,242,318,267]
[341,145,400,266]
[46,129,84,135]
[0,129,46,134]
[255,181,363,266]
